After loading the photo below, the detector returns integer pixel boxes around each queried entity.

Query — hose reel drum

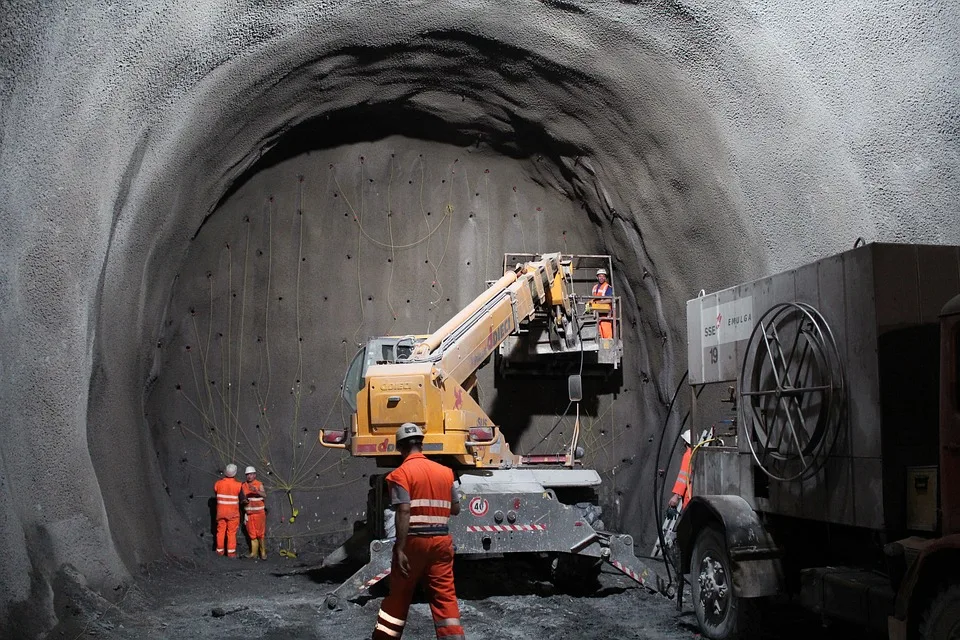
[738,302,846,482]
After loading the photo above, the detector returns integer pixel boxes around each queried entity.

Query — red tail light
[469,427,495,441]
[322,430,346,444]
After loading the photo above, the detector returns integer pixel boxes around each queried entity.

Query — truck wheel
[691,524,750,639]
[920,584,960,640]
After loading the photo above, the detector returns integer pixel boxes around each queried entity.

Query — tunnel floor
[51,550,885,640]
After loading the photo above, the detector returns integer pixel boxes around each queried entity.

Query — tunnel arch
[88,19,755,574]
[3,1,956,635]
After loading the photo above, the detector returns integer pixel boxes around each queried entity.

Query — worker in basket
[589,268,614,339]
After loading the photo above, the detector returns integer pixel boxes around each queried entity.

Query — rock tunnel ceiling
[2,0,959,634]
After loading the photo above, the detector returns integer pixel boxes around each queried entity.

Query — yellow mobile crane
[319,253,664,609]
[322,252,588,467]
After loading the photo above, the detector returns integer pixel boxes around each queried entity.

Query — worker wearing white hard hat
[213,464,243,557]
[241,465,268,560]
[371,424,464,640]
[591,267,615,339]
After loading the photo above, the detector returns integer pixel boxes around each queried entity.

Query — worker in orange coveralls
[372,423,464,640]
[668,430,693,512]
[241,466,268,560]
[591,268,614,339]
[213,463,243,557]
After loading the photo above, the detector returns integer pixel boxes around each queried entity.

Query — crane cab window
[380,344,395,363]
[341,347,367,413]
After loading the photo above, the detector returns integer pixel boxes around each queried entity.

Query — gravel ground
[46,550,882,640]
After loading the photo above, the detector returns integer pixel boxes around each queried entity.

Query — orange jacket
[214,477,243,519]
[672,448,693,505]
[592,282,612,297]
[242,480,266,514]
[386,452,456,536]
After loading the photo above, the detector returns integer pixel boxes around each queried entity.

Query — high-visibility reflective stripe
[378,610,406,627]
[410,515,449,525]
[216,548,224,553]
[435,618,461,627]
[248,496,264,501]
[218,501,239,505]
[246,506,265,512]
[375,623,400,637]
[410,499,451,508]
[216,494,239,501]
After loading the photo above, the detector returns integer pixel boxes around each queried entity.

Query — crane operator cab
[497,253,623,378]
[338,335,424,417]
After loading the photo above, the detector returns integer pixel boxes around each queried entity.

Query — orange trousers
[598,316,613,339]
[372,536,464,640]
[216,516,239,557]
[245,512,266,539]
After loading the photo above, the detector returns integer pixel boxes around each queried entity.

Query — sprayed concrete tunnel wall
[1,0,958,635]
[149,138,614,549]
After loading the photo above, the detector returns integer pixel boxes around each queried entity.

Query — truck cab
[888,292,960,640]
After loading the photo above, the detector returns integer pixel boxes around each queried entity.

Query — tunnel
[1,1,958,637]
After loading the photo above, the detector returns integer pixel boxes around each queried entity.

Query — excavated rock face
[1,0,957,634]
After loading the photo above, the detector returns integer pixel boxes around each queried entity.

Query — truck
[676,242,960,640]
[318,252,662,608]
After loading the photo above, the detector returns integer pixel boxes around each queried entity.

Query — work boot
[247,539,259,559]
[258,537,267,560]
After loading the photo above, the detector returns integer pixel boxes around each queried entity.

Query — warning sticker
[469,497,489,517]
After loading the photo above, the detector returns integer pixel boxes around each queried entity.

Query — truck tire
[920,584,960,640]
[691,524,754,640]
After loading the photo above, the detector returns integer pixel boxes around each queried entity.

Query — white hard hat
[680,431,692,446]
[596,268,607,276]
[224,463,238,477]
[245,466,256,475]
[396,422,425,445]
